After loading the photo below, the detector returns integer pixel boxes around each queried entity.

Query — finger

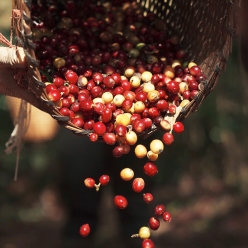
[0,47,27,68]
[0,67,46,111]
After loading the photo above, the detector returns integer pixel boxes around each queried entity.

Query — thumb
[0,46,47,111]
[0,46,27,68]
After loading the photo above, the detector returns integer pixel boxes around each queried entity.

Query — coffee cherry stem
[164,105,182,133]
[95,183,101,191]
[131,234,139,238]
[178,93,183,100]
[127,124,133,132]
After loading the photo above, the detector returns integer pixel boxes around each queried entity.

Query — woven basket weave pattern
[11,0,240,135]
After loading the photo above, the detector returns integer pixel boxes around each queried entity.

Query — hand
[0,46,46,111]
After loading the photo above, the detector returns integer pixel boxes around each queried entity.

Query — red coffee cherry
[173,122,184,133]
[79,223,90,237]
[143,193,154,204]
[148,217,160,230]
[162,211,172,222]
[154,204,166,216]
[99,175,110,186]
[114,195,128,209]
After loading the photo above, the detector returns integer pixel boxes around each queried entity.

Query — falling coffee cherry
[120,168,134,181]
[143,193,154,204]
[144,162,158,177]
[173,122,184,133]
[148,217,160,230]
[84,178,95,188]
[142,239,155,248]
[134,144,147,159]
[154,204,166,216]
[150,139,164,154]
[162,132,174,145]
[79,223,90,237]
[162,211,172,222]
[132,178,145,193]
[99,175,110,186]
[131,226,150,239]
[114,195,128,209]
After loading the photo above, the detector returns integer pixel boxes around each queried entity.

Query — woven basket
[11,0,240,138]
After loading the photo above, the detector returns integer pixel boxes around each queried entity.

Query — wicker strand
[5,100,31,181]
[4,1,31,181]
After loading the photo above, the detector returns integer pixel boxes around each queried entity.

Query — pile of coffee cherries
[31,0,206,247]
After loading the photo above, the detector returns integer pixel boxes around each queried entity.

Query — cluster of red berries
[31,0,206,247]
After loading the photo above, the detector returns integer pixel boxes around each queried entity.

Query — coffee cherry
[131,226,150,239]
[120,168,134,181]
[115,124,127,137]
[139,226,151,239]
[93,122,106,136]
[142,239,155,248]
[144,162,158,177]
[162,132,174,145]
[79,223,90,237]
[188,61,197,69]
[162,211,172,222]
[189,65,202,77]
[150,139,164,154]
[53,77,65,87]
[164,66,175,79]
[180,99,190,107]
[154,204,166,216]
[102,91,113,103]
[101,108,113,123]
[121,143,131,154]
[134,101,145,113]
[65,70,78,84]
[156,99,169,112]
[141,71,153,82]
[84,178,95,188]
[71,117,84,128]
[132,119,146,133]
[122,99,133,111]
[79,99,93,111]
[103,133,117,145]
[47,89,61,102]
[114,195,128,209]
[113,94,125,107]
[134,144,147,158]
[168,104,176,115]
[53,57,66,69]
[135,91,147,102]
[147,90,160,102]
[89,133,98,142]
[143,82,155,93]
[115,113,130,126]
[125,130,138,145]
[132,178,145,193]
[112,145,124,157]
[173,122,184,133]
[146,151,158,162]
[59,107,70,116]
[124,66,135,78]
[130,75,141,88]
[160,119,171,131]
[149,217,160,230]
[143,193,154,204]
[99,175,110,186]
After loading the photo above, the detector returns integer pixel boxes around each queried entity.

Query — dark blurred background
[1,2,248,248]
